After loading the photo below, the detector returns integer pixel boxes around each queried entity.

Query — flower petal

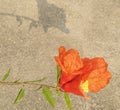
[61,75,88,98]
[54,46,83,84]
[88,70,112,92]
[81,57,112,92]
[62,49,83,73]
[55,46,83,73]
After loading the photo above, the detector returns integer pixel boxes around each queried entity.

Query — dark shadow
[0,0,69,33]
[36,0,69,33]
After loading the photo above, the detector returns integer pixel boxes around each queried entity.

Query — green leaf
[42,87,56,107]
[14,88,25,104]
[26,77,46,83]
[56,65,60,86]
[64,92,72,110]
[2,68,11,81]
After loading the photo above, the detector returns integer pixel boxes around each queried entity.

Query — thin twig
[0,81,58,90]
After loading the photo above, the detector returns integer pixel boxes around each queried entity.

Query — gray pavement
[0,0,120,110]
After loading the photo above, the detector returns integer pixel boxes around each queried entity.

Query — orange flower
[54,46,112,98]
[54,46,83,85]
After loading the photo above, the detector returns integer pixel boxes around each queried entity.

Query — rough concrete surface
[0,0,120,110]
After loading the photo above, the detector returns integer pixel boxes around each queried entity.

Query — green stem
[0,81,58,90]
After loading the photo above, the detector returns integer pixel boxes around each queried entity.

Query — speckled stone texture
[0,0,120,110]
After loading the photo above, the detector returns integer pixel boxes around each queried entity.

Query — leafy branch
[0,68,72,110]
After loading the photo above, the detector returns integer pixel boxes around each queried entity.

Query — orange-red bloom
[54,46,112,98]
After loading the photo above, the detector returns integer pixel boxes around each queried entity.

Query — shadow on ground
[0,0,69,33]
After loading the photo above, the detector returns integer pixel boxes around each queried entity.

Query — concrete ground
[0,0,120,110]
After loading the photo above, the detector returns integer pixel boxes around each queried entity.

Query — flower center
[81,80,89,92]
